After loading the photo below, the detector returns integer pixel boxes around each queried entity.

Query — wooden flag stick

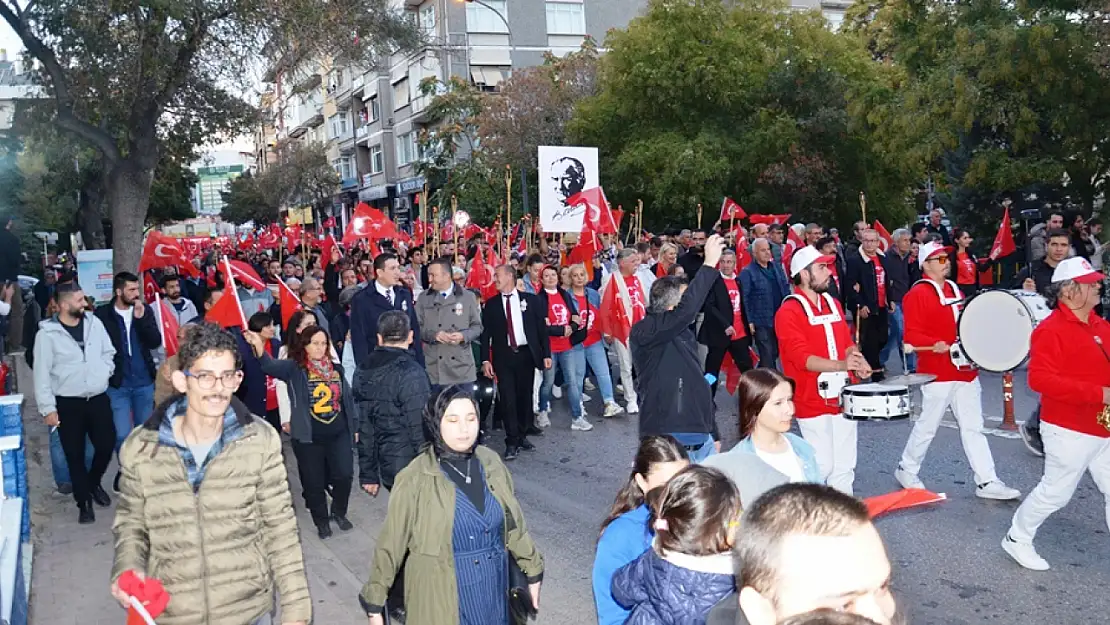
[505,165,513,263]
[697,203,703,230]
[860,192,868,225]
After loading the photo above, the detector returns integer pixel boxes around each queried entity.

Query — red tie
[505,294,518,349]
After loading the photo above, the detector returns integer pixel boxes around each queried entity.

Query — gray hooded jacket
[33,312,116,416]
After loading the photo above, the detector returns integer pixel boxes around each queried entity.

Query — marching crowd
[20,204,1110,625]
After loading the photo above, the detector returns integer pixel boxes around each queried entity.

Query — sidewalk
[19,354,382,624]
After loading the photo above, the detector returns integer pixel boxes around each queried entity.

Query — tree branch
[143,10,218,129]
[0,0,121,162]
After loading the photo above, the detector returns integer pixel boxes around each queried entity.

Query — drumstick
[903,344,944,354]
[855,305,862,344]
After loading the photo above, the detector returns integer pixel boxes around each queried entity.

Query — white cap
[789,246,836,278]
[918,241,951,269]
[1051,257,1106,284]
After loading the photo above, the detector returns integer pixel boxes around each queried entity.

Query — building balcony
[305,113,324,128]
[340,177,360,191]
[356,124,369,140]
[294,73,322,93]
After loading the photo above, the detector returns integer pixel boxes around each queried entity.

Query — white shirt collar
[375,281,393,299]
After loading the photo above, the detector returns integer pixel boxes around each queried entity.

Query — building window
[393,78,409,110]
[368,97,380,122]
[822,9,844,31]
[396,133,417,165]
[546,1,585,35]
[419,3,436,38]
[466,0,508,33]
[333,156,354,181]
[329,112,349,139]
[370,145,385,174]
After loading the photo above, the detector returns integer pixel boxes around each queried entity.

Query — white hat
[918,241,952,269]
[1051,257,1106,284]
[789,246,836,278]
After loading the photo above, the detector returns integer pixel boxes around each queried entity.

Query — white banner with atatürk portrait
[538,146,599,233]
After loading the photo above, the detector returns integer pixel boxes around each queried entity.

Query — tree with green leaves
[0,0,418,271]
[847,0,1110,237]
[221,142,339,226]
[568,0,916,232]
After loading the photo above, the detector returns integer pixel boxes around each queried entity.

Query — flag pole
[452,195,461,268]
[697,203,703,230]
[505,165,513,263]
[859,192,868,225]
[154,292,166,349]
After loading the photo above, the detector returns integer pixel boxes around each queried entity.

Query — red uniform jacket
[775,291,855,419]
[1029,306,1110,438]
[902,280,977,383]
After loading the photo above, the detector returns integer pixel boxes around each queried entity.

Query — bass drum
[957,289,1051,373]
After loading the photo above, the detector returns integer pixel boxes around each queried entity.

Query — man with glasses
[896,242,1020,501]
[298,276,332,336]
[111,322,310,625]
[34,281,117,524]
[678,229,709,278]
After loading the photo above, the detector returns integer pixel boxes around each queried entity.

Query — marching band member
[774,246,871,495]
[1003,257,1110,571]
[895,241,1021,500]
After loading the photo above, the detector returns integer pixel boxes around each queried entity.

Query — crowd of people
[18,203,1110,625]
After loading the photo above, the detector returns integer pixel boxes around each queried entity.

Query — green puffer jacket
[360,445,544,625]
[111,397,312,625]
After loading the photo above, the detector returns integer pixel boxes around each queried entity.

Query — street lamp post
[459,0,531,220]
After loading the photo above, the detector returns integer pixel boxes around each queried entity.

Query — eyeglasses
[185,370,244,390]
[928,256,949,265]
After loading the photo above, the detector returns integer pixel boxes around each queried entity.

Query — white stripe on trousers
[898,378,999,485]
[797,413,857,496]
[1008,421,1110,544]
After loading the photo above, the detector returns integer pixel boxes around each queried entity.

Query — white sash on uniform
[785,293,849,400]
[913,279,974,370]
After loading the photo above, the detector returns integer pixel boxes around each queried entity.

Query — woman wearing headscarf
[360,385,544,625]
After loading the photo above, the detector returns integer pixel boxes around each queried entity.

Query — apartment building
[256,0,849,228]
[0,50,38,133]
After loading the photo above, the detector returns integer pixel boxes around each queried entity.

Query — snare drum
[841,383,910,421]
[958,289,1051,372]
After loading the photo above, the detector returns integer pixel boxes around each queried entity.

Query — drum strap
[913,279,962,325]
[785,293,842,360]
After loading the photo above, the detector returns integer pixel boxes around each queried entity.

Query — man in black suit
[844,229,890,381]
[350,253,423,367]
[699,249,753,398]
[481,264,551,461]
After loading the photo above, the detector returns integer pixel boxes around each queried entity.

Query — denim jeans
[753,326,780,370]
[881,304,916,373]
[673,433,717,463]
[49,427,93,488]
[582,342,615,403]
[107,384,156,453]
[539,346,586,418]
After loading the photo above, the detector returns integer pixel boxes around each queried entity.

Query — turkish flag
[323,216,337,229]
[412,219,427,244]
[990,206,1017,260]
[566,187,618,234]
[597,277,632,346]
[142,272,160,305]
[277,279,304,331]
[139,232,199,278]
[221,259,266,291]
[720,197,747,221]
[343,203,399,245]
[782,227,805,274]
[872,220,894,252]
[321,234,342,269]
[748,214,792,226]
[865,488,946,518]
[465,247,499,301]
[237,234,255,251]
[204,284,245,328]
[285,225,304,254]
[258,225,281,250]
[155,294,181,358]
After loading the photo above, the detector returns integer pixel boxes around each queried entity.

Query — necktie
[387,288,394,307]
[505,294,517,349]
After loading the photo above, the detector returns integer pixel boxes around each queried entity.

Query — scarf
[306,357,340,413]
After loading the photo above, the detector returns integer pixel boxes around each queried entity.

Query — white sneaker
[571,417,594,431]
[552,386,563,399]
[894,468,925,490]
[977,481,1021,501]
[603,401,623,417]
[1002,535,1050,571]
[626,401,639,414]
[584,379,596,391]
[616,384,625,394]
[535,411,551,428]
[582,393,592,403]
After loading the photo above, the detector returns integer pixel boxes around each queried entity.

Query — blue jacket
[349,283,423,368]
[593,505,653,625]
[612,548,735,625]
[733,432,823,483]
[739,261,790,329]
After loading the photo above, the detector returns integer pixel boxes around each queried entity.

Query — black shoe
[317,522,333,540]
[113,471,121,493]
[526,426,544,436]
[1020,424,1045,458]
[57,483,73,495]
[519,439,536,452]
[388,606,407,624]
[77,501,95,524]
[504,446,520,461]
[332,514,354,531]
[91,484,111,508]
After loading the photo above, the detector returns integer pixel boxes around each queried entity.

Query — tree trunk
[105,160,154,273]
[77,170,107,249]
